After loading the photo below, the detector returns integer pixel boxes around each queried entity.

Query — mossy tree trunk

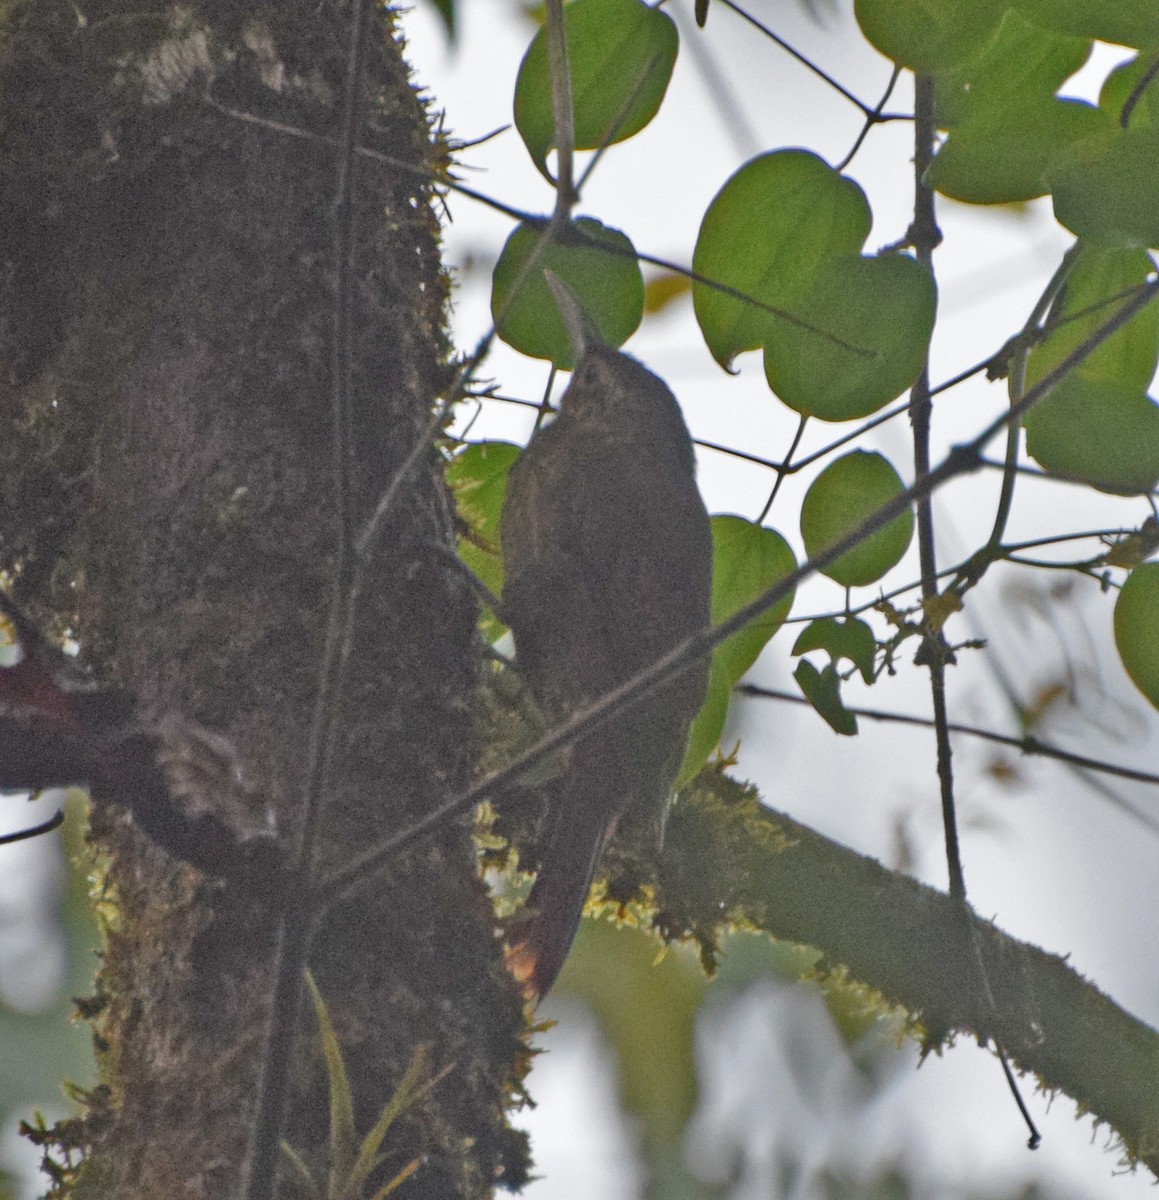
[0,1,528,1196]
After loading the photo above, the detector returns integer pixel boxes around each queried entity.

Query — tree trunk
[0,1,528,1195]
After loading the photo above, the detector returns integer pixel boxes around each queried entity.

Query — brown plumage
[500,276,713,1000]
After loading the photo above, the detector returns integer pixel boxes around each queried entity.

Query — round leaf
[800,451,914,587]
[678,517,797,782]
[927,99,1107,205]
[933,11,1091,129]
[1025,244,1159,392]
[1115,562,1159,710]
[513,0,678,182]
[1101,53,1159,129]
[1024,375,1159,495]
[692,151,871,369]
[763,254,936,421]
[1049,128,1159,248]
[855,0,1006,72]
[491,218,644,366]
[1010,0,1159,48]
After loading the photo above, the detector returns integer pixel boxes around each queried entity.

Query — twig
[1120,51,1159,128]
[0,808,65,845]
[908,75,961,902]
[243,1,372,1195]
[909,79,1040,1147]
[736,685,1159,798]
[315,275,1159,907]
[356,401,452,563]
[625,246,875,356]
[205,97,878,359]
[573,45,665,195]
[971,245,1083,588]
[836,65,903,173]
[756,414,806,525]
[719,0,910,121]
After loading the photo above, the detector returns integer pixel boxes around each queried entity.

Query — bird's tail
[505,761,618,1001]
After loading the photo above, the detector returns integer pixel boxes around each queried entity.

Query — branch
[661,775,1159,1177]
[908,74,962,901]
[738,684,1159,795]
[320,278,1159,907]
[718,0,910,120]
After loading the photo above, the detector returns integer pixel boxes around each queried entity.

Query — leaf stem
[908,75,962,902]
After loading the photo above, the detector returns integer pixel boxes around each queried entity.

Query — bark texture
[0,1,528,1195]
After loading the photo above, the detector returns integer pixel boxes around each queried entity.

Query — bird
[499,273,713,1000]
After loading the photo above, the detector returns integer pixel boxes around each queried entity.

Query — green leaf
[513,0,678,182]
[303,970,357,1181]
[1101,52,1159,129]
[278,1141,318,1193]
[1115,561,1159,710]
[794,659,858,736]
[792,617,876,684]
[763,253,936,420]
[854,0,1006,72]
[692,150,871,369]
[1024,374,1159,494]
[291,976,442,1200]
[446,441,520,637]
[1049,127,1159,248]
[345,1047,433,1199]
[423,0,457,43]
[558,920,707,1150]
[1025,244,1159,392]
[933,10,1091,129]
[800,451,914,588]
[927,99,1108,204]
[1010,0,1159,48]
[679,517,796,782]
[491,218,644,366]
